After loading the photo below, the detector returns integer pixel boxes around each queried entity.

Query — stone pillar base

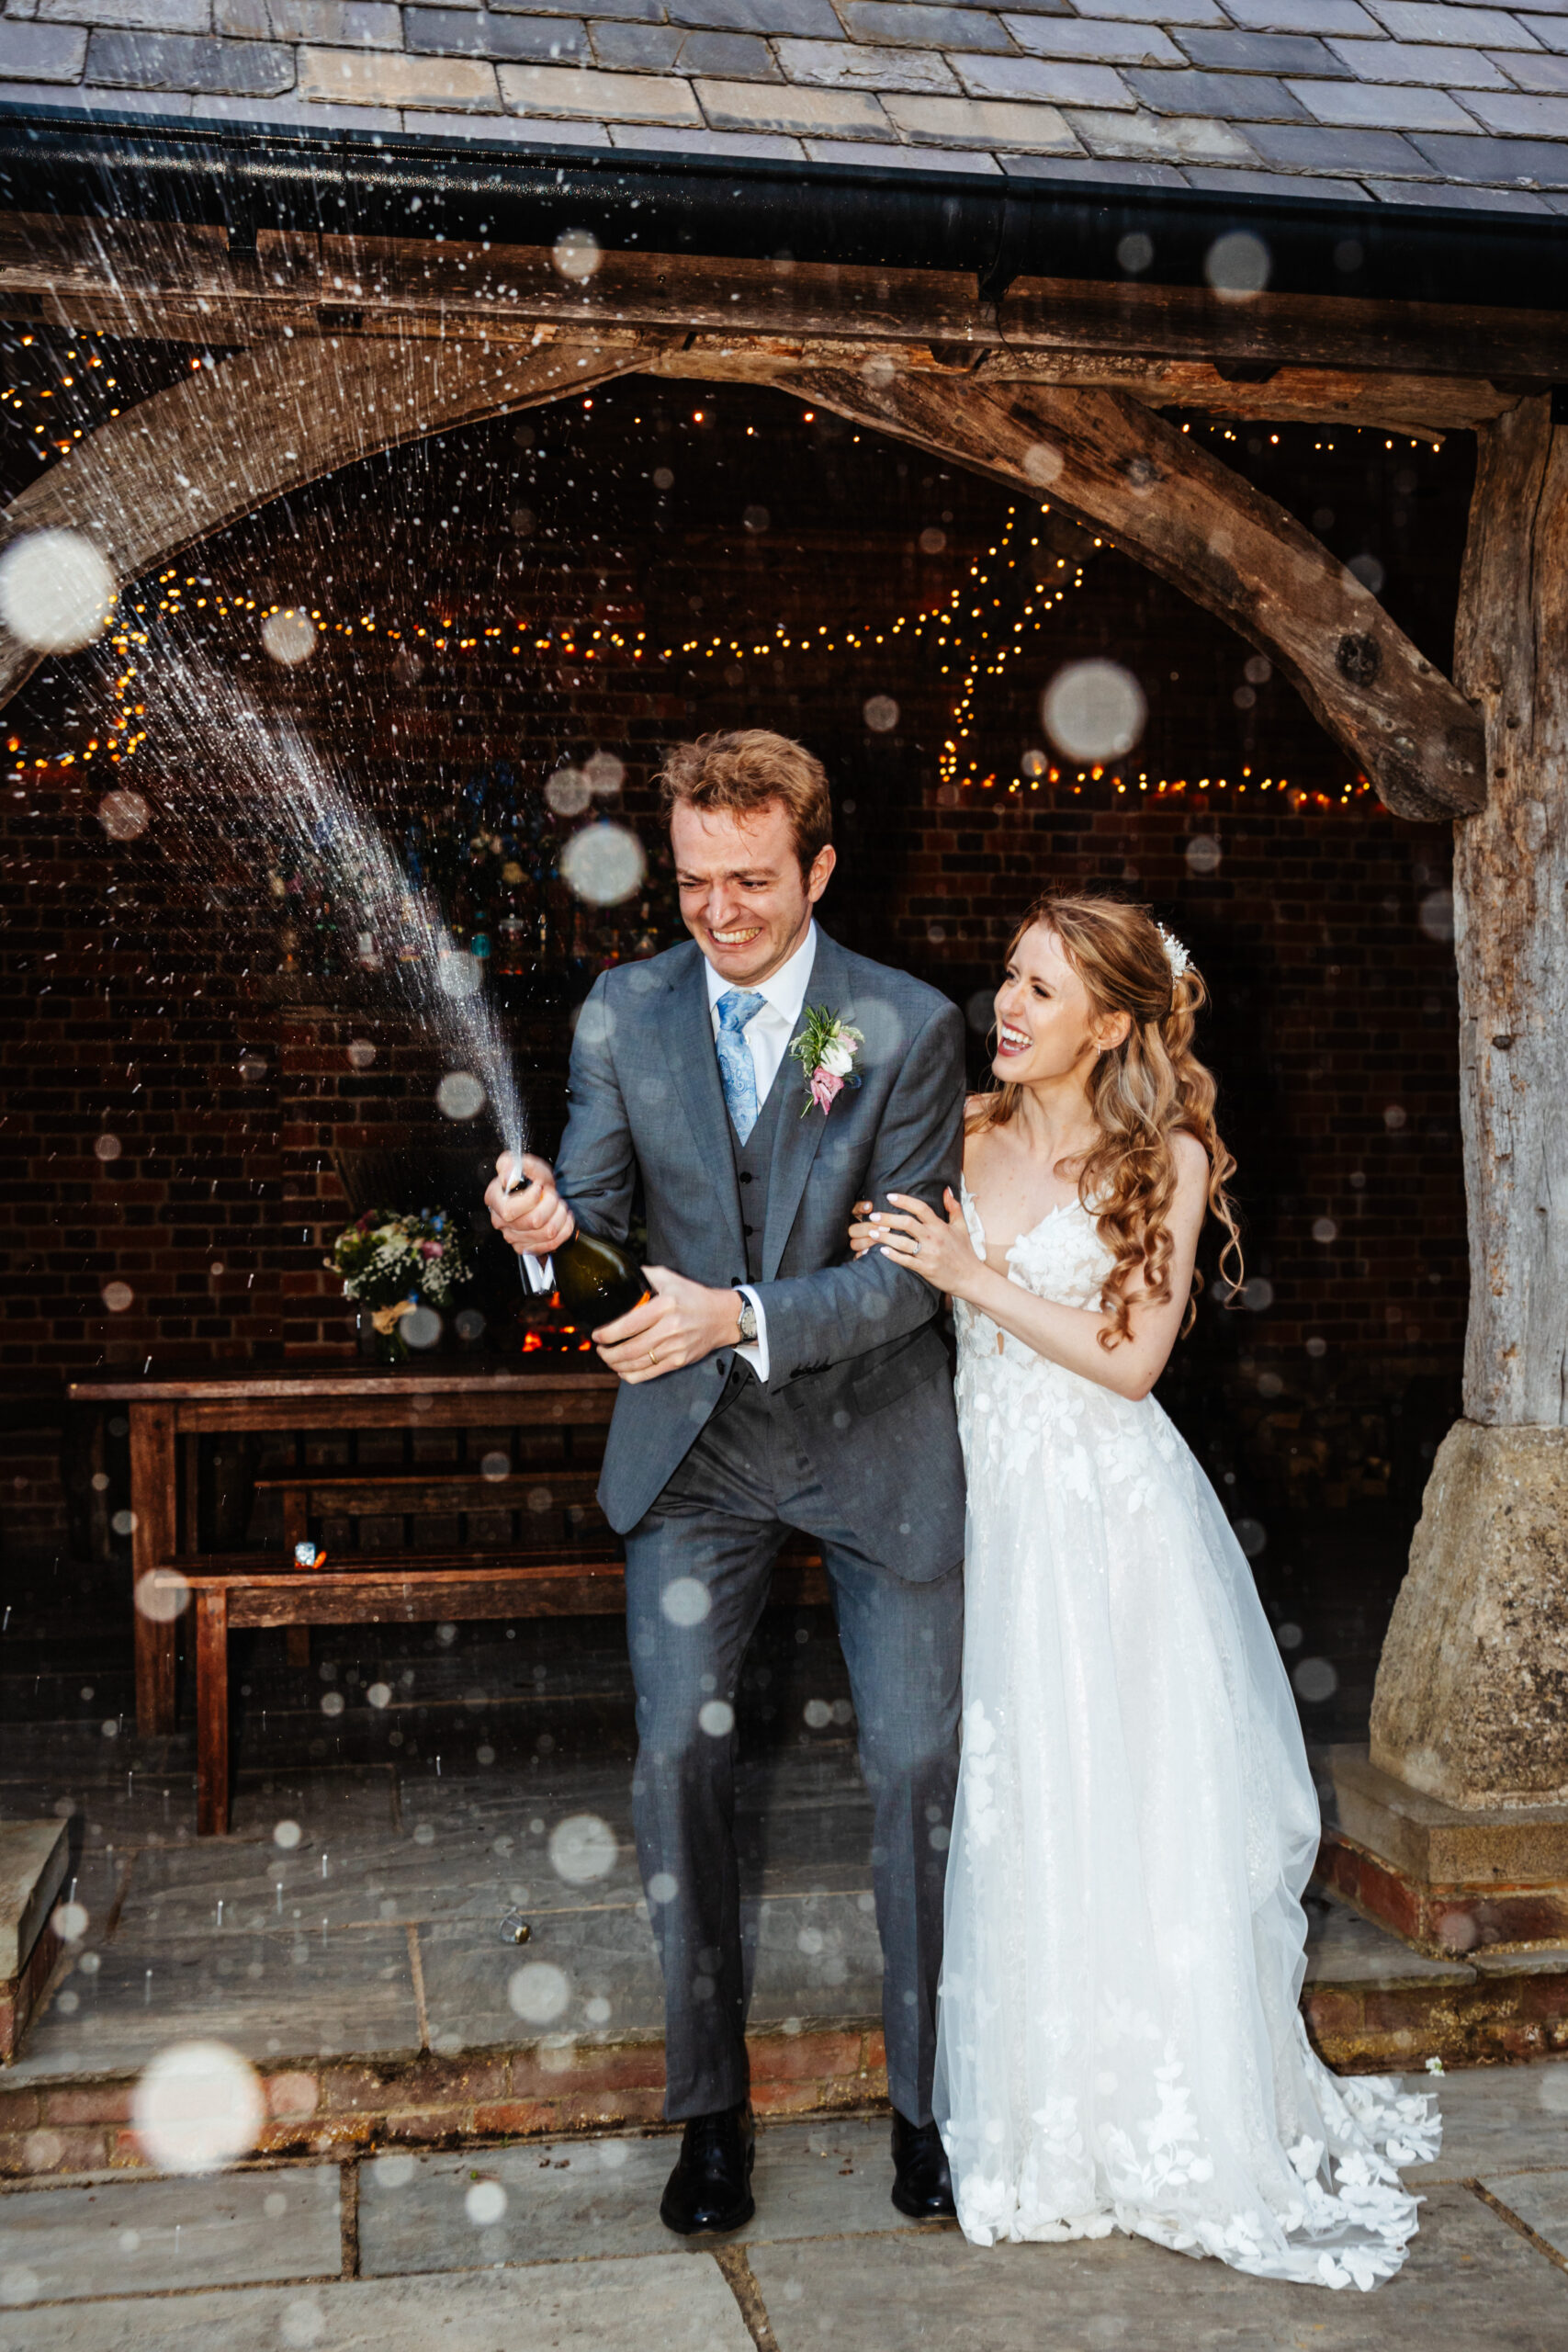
[1326,1746,1568,1958]
[1370,1420,1568,1808]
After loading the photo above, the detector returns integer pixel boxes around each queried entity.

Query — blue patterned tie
[715,989,766,1143]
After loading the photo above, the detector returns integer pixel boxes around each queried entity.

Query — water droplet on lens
[0,527,115,651]
[435,1070,485,1120]
[98,789,149,841]
[1042,660,1145,762]
[545,767,592,819]
[465,2179,507,2226]
[552,228,601,281]
[548,1813,617,1884]
[1205,230,1269,300]
[660,1577,710,1628]
[260,609,317,667]
[133,2041,263,2175]
[560,820,646,907]
[509,1961,571,2021]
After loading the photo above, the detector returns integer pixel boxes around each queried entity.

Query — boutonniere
[790,1005,864,1118]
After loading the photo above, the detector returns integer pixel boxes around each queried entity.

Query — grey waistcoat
[728,1057,790,1288]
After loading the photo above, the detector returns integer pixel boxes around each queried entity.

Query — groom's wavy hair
[659,730,832,878]
[968,891,1244,1351]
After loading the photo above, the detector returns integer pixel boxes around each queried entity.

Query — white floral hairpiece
[1156,922,1190,981]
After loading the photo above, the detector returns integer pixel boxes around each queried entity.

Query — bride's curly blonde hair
[967,890,1243,1350]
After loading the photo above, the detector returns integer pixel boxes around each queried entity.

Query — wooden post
[128,1401,177,1736]
[1365,396,1568,1817]
[195,1587,231,1838]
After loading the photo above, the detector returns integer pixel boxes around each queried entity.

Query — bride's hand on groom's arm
[852,1189,981,1298]
[592,1267,742,1384]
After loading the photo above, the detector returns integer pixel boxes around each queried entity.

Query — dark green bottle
[551,1227,650,1329]
[508,1177,649,1328]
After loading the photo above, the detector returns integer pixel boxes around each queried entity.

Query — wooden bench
[155,1545,829,1836]
[252,1467,610,1666]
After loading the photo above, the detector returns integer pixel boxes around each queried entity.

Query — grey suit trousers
[625,1365,963,2125]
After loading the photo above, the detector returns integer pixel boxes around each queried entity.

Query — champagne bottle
[508,1176,649,1327]
[550,1227,650,1329]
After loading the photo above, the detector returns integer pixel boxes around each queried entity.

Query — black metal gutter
[0,98,1563,313]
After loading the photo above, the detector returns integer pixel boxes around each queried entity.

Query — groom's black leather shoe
[660,2102,756,2235]
[890,2110,956,2220]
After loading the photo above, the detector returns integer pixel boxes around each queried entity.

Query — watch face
[739,1298,758,1343]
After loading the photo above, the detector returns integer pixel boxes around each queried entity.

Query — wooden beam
[784,368,1483,821]
[0,211,1539,430]
[0,333,651,709]
[1450,394,1568,1425]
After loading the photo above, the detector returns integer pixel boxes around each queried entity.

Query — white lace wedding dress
[933,1186,1439,2289]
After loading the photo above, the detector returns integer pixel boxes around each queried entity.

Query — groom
[486,730,965,2231]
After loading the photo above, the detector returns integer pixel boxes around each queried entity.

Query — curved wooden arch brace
[784,368,1484,822]
[0,333,651,708]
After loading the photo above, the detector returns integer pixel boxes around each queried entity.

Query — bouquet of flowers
[327,1208,470,1360]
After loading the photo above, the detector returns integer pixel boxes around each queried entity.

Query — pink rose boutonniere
[789,1005,865,1119]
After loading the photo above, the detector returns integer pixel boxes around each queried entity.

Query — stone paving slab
[0,2164,341,2301]
[0,2252,753,2352]
[1482,2171,1568,2262]
[358,2115,919,2275]
[416,1884,883,2052]
[11,1923,418,2078]
[1422,2062,1568,2183]
[749,2184,1568,2351]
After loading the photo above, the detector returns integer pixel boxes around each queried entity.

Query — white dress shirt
[525,923,819,1386]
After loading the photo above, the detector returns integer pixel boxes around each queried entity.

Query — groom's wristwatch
[735,1293,758,1347]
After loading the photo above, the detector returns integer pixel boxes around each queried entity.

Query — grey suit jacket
[553,926,968,1581]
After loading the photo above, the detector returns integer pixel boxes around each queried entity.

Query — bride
[851,891,1438,2290]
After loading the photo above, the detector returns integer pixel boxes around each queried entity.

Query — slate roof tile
[949,52,1136,108]
[1175,30,1353,76]
[836,4,1014,52]
[1463,84,1568,130]
[1066,101,1258,160]
[1488,45,1568,84]
[1364,172,1552,207]
[1122,66,1311,118]
[1323,38,1514,85]
[1223,0,1382,33]
[775,34,959,90]
[613,117,802,150]
[1243,119,1437,173]
[1286,76,1482,130]
[698,73,894,130]
[807,131,1000,165]
[1182,163,1366,197]
[1361,3,1539,42]
[1413,123,1568,178]
[883,88,1081,145]
[1000,148,1187,182]
[998,15,1186,63]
